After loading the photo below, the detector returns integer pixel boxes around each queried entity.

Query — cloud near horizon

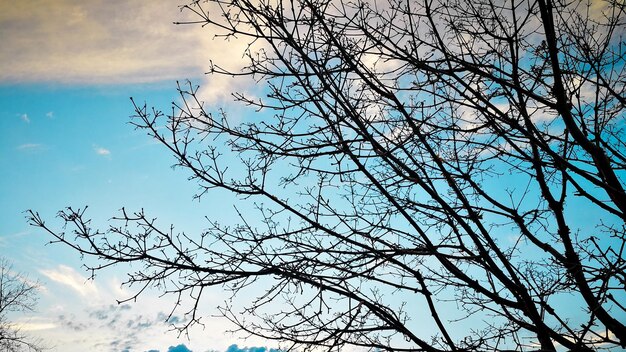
[144,343,280,352]
[226,344,281,352]
[168,345,192,352]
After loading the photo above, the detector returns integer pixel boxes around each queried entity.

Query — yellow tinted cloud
[11,321,57,331]
[0,0,240,84]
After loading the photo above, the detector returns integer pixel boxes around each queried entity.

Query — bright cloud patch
[0,1,248,86]
[94,146,111,156]
[0,1,197,83]
[20,113,30,123]
[40,265,99,298]
[0,1,259,105]
[12,321,57,331]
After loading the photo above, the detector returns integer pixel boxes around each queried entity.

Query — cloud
[46,111,54,118]
[84,305,183,348]
[0,1,249,86]
[17,143,43,152]
[166,315,182,324]
[39,265,99,298]
[57,313,89,331]
[11,321,57,331]
[87,304,136,333]
[1,1,197,84]
[0,230,30,247]
[27,276,236,352]
[94,146,111,156]
[20,113,30,123]
[226,345,280,352]
[0,1,259,106]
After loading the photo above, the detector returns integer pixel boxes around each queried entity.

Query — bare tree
[29,0,626,350]
[0,259,43,352]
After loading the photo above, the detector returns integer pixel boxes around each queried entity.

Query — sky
[0,1,273,351]
[3,1,625,352]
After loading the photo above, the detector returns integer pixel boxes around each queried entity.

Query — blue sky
[0,1,274,351]
[4,1,625,351]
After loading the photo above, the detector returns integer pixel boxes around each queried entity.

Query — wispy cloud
[27,277,239,351]
[17,143,43,152]
[85,305,185,351]
[39,265,99,298]
[94,145,111,156]
[11,320,57,332]
[57,313,89,332]
[0,230,30,247]
[45,111,54,119]
[20,113,30,123]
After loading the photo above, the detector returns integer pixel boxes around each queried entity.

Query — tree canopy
[30,0,626,350]
[0,259,43,351]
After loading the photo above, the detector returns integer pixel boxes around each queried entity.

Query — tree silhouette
[0,259,43,352]
[29,0,626,350]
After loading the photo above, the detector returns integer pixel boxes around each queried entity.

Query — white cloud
[40,265,99,298]
[17,143,43,151]
[11,321,57,332]
[94,146,111,156]
[0,1,258,105]
[46,111,54,119]
[1,1,196,84]
[20,113,30,123]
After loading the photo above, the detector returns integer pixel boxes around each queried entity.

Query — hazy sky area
[0,1,272,351]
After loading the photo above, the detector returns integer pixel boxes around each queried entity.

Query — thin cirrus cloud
[39,264,99,298]
[0,0,252,97]
[17,143,43,151]
[11,320,57,332]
